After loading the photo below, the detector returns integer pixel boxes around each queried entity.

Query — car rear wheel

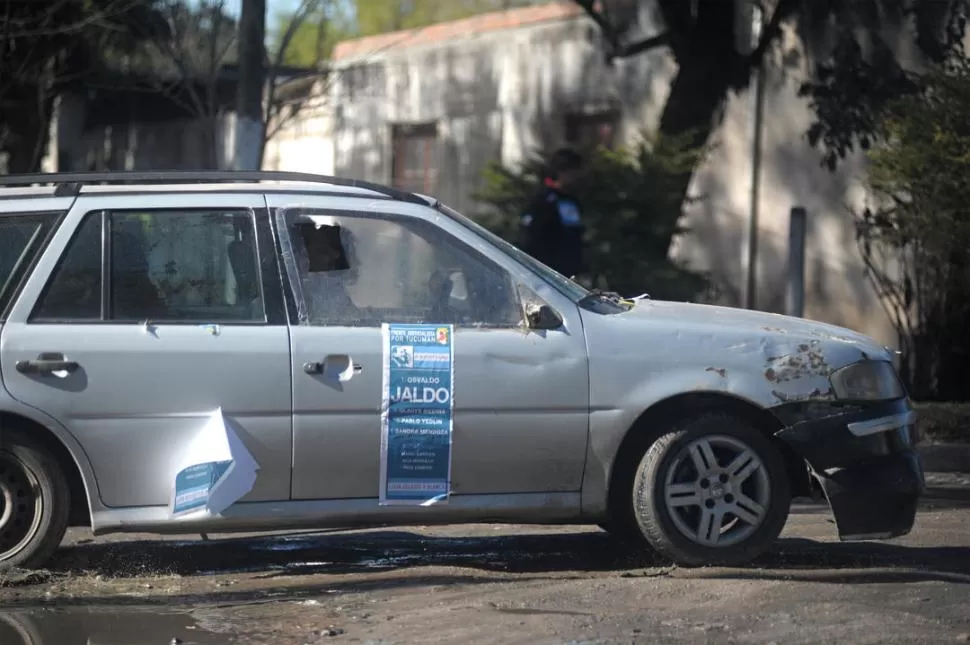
[631,412,791,566]
[0,430,69,571]
[0,612,42,645]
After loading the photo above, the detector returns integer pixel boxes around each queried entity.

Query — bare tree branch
[572,0,671,61]
[264,71,332,141]
[615,32,672,58]
[3,0,143,38]
[264,0,318,118]
[260,0,327,165]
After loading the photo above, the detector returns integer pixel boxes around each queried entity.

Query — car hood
[578,298,896,409]
[619,299,887,354]
[585,296,891,376]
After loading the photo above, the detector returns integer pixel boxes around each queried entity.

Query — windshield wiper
[584,288,623,302]
[578,289,635,310]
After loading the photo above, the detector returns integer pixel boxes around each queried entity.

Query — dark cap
[546,147,583,180]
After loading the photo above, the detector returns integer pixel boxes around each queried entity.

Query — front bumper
[774,398,925,541]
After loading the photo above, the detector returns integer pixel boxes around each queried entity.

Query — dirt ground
[1,473,969,645]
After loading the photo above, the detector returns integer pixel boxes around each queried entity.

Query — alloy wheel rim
[661,435,771,548]
[0,452,43,562]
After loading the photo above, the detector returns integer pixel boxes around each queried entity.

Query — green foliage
[271,2,355,67]
[860,53,970,400]
[868,56,970,247]
[474,134,709,301]
[794,0,970,170]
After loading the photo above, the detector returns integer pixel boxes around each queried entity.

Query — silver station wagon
[0,171,924,570]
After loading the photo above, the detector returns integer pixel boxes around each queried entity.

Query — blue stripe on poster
[380,323,454,506]
[172,460,232,516]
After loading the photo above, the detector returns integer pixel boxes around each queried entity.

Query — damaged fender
[773,398,924,541]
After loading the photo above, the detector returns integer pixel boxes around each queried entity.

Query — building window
[565,111,619,151]
[391,123,439,194]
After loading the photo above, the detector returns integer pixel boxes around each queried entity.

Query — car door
[0,192,293,510]
[266,193,590,502]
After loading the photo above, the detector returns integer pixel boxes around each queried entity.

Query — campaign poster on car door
[380,323,454,506]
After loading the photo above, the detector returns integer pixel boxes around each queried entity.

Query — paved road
[1,474,969,644]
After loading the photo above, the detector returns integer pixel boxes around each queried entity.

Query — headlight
[829,360,904,401]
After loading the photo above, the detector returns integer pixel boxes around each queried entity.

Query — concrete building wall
[263,83,336,175]
[328,6,670,213]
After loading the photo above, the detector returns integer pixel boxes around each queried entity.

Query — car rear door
[267,193,590,503]
[0,191,294,510]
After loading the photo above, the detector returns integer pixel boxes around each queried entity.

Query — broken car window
[294,221,366,326]
[287,213,523,328]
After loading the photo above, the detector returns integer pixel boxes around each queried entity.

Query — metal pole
[744,3,765,310]
[787,206,807,318]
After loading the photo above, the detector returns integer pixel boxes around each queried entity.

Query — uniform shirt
[520,184,586,278]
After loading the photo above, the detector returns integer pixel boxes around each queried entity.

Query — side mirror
[526,304,563,330]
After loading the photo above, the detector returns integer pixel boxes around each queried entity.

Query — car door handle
[16,353,80,376]
[304,356,363,380]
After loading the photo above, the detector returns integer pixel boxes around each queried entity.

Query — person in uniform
[520,147,586,280]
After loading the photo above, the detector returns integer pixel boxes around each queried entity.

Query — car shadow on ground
[44,527,970,578]
[7,528,965,610]
[40,526,970,581]
[15,486,966,602]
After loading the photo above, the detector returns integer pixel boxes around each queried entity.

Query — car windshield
[432,201,590,302]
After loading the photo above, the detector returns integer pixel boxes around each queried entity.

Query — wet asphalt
[1,473,969,645]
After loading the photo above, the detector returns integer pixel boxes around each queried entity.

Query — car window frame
[27,207,279,326]
[274,206,527,329]
[0,211,63,323]
[432,201,591,303]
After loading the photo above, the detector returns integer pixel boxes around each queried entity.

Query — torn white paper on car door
[170,408,260,518]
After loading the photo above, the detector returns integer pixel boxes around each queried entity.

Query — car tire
[0,429,70,571]
[631,412,791,567]
[0,612,43,645]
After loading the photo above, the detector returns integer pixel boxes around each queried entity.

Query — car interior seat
[111,230,167,320]
[227,239,261,317]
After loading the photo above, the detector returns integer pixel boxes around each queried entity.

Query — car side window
[284,212,524,328]
[31,213,103,321]
[32,209,265,323]
[0,213,59,318]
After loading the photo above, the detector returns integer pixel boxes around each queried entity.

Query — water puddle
[0,607,232,645]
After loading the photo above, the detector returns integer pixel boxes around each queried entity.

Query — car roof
[0,171,434,207]
[78,182,392,198]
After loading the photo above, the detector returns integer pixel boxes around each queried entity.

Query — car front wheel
[632,412,791,566]
[0,429,69,571]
